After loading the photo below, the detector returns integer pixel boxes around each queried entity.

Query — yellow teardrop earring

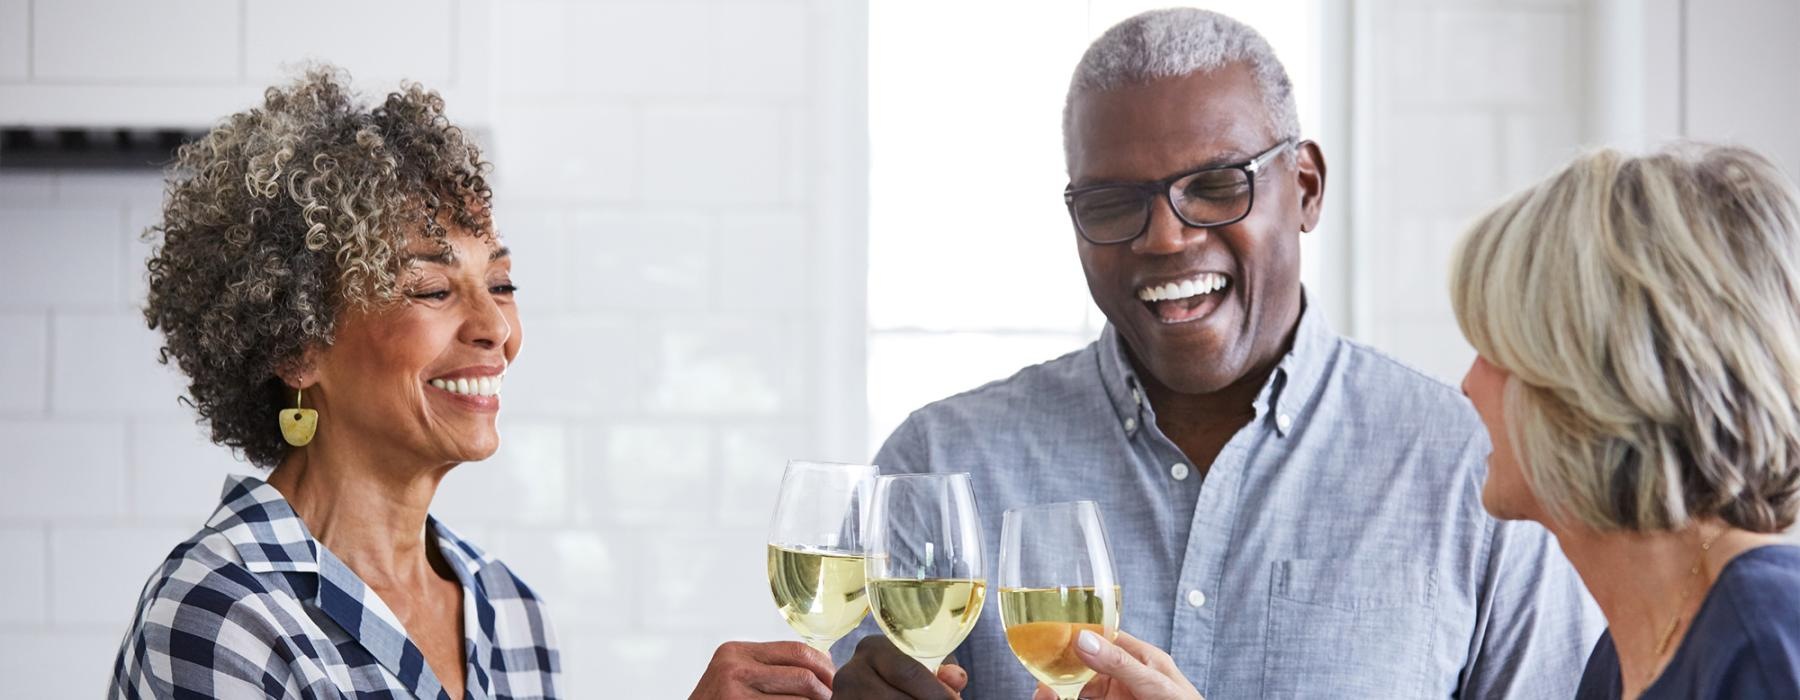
[279,388,318,447]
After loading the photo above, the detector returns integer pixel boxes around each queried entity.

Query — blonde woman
[1451,143,1800,699]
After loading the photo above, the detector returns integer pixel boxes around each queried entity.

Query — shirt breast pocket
[1262,559,1438,699]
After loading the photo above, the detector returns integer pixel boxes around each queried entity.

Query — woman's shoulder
[111,526,314,695]
[126,526,286,629]
[1715,544,1800,614]
[142,527,263,590]
[1693,545,1800,696]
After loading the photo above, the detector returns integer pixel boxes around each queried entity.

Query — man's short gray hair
[1064,8,1300,166]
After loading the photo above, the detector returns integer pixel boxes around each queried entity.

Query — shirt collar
[206,474,494,578]
[1097,291,1336,438]
[205,474,497,700]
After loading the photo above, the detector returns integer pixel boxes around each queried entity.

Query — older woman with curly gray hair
[108,68,837,700]
[1453,143,1800,699]
[103,65,544,700]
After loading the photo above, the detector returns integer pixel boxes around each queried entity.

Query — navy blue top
[1577,544,1800,699]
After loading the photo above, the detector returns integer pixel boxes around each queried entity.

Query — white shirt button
[1170,462,1190,480]
[1276,413,1293,432]
[1123,417,1137,432]
[1187,589,1206,608]
[1131,388,1142,405]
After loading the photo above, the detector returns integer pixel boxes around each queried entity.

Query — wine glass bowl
[997,500,1121,700]
[864,473,988,672]
[766,460,879,653]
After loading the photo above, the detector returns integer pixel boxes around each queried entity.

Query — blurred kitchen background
[1,0,1795,696]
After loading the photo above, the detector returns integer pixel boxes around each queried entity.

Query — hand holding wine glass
[1027,631,1205,700]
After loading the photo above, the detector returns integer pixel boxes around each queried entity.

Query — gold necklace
[1653,528,1724,657]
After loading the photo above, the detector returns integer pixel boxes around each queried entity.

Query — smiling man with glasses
[831,8,1600,699]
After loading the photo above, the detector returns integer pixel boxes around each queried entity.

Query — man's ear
[1295,140,1327,233]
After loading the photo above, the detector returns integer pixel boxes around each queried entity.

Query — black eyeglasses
[1063,139,1295,245]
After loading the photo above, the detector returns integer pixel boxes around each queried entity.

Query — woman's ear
[278,348,323,390]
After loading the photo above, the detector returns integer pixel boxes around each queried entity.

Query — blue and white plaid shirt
[109,475,561,699]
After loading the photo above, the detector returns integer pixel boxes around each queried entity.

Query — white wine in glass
[998,500,1121,700]
[767,460,878,654]
[865,473,987,673]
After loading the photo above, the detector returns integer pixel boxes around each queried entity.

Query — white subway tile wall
[0,1,856,697]
[0,313,49,414]
[1356,0,1589,383]
[32,0,240,81]
[243,1,455,84]
[0,528,47,625]
[0,0,27,81]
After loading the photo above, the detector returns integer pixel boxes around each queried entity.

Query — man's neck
[1132,305,1300,472]
[1132,334,1284,482]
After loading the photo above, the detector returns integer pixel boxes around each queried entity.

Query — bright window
[867,1,1326,449]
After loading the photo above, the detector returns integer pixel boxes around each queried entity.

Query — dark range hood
[0,127,207,171]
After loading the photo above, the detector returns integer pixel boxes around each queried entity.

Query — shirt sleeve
[109,571,303,700]
[1456,438,1605,697]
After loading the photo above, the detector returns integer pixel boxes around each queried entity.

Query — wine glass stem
[917,655,945,674]
[804,639,834,657]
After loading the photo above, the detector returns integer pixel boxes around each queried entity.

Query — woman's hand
[689,641,836,700]
[1030,631,1204,700]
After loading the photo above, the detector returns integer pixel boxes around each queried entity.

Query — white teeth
[1136,273,1229,302]
[431,374,505,397]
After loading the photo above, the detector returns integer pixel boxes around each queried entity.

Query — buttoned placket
[1147,363,1296,691]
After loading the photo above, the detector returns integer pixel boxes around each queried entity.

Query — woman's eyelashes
[403,272,515,303]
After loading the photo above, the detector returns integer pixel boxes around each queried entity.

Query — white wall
[1344,0,1593,382]
[1681,0,1800,176]
[0,1,866,697]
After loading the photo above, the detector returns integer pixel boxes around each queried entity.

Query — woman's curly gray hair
[144,66,493,468]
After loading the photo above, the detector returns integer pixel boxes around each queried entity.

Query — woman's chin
[432,429,502,465]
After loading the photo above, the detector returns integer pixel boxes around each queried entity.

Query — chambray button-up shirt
[838,305,1601,698]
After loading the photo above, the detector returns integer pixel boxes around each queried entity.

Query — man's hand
[1029,631,1203,700]
[832,635,969,699]
[689,641,835,700]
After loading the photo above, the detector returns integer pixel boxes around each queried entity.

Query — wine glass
[864,472,987,673]
[998,500,1122,700]
[767,460,879,654]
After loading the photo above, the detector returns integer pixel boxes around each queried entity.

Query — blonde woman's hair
[1451,143,1800,533]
